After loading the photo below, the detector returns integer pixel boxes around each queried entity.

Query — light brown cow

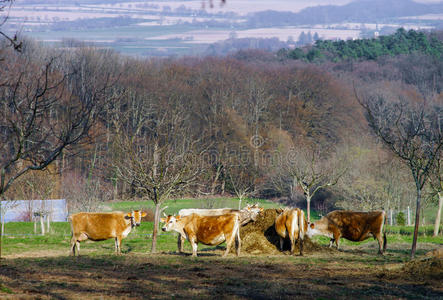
[307,210,387,254]
[161,213,241,257]
[176,204,263,252]
[274,208,308,255]
[69,210,146,255]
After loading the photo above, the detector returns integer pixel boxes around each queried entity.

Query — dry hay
[425,247,443,259]
[402,256,443,280]
[239,208,324,255]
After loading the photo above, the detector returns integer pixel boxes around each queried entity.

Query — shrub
[397,212,406,226]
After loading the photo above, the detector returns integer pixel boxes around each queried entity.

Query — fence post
[407,206,411,226]
[40,214,45,236]
[389,209,393,225]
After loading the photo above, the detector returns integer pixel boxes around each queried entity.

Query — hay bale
[403,257,443,280]
[239,208,322,255]
[425,247,443,259]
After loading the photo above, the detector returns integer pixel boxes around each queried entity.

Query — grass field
[0,199,442,299]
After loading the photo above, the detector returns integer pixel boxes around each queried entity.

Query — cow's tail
[234,213,241,256]
[68,215,73,236]
[382,210,387,252]
[298,209,305,240]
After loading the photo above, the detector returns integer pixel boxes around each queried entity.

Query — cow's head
[126,210,147,227]
[245,203,263,221]
[160,215,180,232]
[306,222,316,238]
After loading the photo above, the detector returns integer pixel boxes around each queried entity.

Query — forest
[0,27,442,242]
[284,28,443,63]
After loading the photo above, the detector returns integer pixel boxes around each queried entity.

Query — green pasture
[1,198,441,257]
[2,220,442,258]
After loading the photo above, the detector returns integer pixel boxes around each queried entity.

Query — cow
[306,210,387,254]
[176,203,263,252]
[69,210,146,256]
[178,203,263,225]
[274,208,308,256]
[161,213,241,257]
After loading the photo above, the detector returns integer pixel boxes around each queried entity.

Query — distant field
[3,0,362,56]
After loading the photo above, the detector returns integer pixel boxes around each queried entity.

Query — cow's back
[70,212,125,241]
[179,208,234,217]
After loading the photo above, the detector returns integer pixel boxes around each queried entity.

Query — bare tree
[273,139,347,222]
[356,84,443,258]
[0,49,117,258]
[112,100,204,253]
[0,0,21,51]
[429,153,443,236]
[226,165,256,209]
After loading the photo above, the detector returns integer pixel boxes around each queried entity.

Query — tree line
[282,28,443,62]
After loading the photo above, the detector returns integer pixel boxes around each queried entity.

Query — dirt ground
[0,243,442,300]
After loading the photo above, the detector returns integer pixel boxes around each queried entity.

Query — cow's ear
[125,213,132,220]
[310,223,315,229]
[160,217,165,223]
[142,212,147,217]
[176,215,181,220]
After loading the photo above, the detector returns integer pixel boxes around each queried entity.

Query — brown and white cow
[176,204,263,252]
[306,210,387,254]
[161,213,241,257]
[274,208,308,255]
[69,210,146,256]
[178,203,263,225]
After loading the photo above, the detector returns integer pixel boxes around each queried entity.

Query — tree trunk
[40,215,45,236]
[411,188,421,259]
[306,193,312,223]
[151,202,161,253]
[46,213,50,233]
[433,192,442,237]
[210,165,222,195]
[0,198,2,259]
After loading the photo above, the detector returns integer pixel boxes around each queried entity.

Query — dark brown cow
[161,213,241,257]
[69,210,146,255]
[307,210,387,254]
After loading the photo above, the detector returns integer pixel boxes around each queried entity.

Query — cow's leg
[235,227,241,256]
[329,238,335,248]
[115,237,119,254]
[224,233,235,257]
[334,234,341,250]
[117,236,123,254]
[375,234,384,255]
[190,238,198,257]
[299,237,304,256]
[279,237,284,252]
[72,232,88,256]
[70,235,77,256]
[289,234,295,255]
[177,234,185,253]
